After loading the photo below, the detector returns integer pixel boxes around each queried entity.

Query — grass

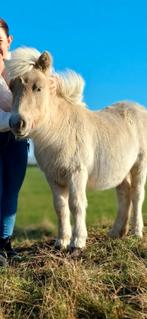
[0,227,147,319]
[0,166,147,319]
[16,166,147,236]
[16,166,118,237]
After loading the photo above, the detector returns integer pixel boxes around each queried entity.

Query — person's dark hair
[0,18,9,37]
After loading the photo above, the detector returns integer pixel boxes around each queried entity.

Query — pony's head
[5,47,53,138]
[6,46,86,138]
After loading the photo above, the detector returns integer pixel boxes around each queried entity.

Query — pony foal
[5,47,147,249]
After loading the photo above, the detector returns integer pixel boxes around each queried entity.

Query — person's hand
[49,75,59,96]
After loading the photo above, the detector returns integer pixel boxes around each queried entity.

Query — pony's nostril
[20,119,26,129]
[15,118,26,130]
[10,114,26,131]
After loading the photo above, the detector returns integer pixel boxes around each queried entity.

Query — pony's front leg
[68,169,88,249]
[50,183,72,249]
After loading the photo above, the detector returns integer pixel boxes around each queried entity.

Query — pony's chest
[34,145,71,178]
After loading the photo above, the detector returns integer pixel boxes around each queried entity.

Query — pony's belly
[95,177,125,190]
[89,154,137,190]
[88,174,126,190]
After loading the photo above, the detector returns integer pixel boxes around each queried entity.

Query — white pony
[5,47,147,249]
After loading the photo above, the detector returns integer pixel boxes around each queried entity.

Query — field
[0,166,147,319]
[16,166,117,234]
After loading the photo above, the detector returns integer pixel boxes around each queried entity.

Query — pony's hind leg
[109,176,132,238]
[68,169,88,249]
[50,183,72,249]
[130,160,147,238]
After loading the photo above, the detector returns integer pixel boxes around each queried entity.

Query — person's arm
[0,75,12,131]
[0,110,11,131]
[0,76,12,112]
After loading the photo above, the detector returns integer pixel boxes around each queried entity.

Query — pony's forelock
[5,47,41,80]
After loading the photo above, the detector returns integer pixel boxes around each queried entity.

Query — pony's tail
[56,70,85,105]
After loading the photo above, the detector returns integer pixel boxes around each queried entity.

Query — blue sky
[1,0,147,109]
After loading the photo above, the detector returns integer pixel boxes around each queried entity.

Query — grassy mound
[0,226,147,319]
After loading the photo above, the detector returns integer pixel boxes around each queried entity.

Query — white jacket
[0,51,12,131]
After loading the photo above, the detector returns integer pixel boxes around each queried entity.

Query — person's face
[0,27,13,59]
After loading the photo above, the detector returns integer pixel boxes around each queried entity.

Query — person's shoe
[4,237,21,261]
[0,249,7,267]
[0,237,21,262]
[0,238,8,267]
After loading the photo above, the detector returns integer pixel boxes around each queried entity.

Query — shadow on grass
[13,225,54,241]
[11,226,56,258]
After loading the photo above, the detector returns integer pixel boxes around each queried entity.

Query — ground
[0,167,147,319]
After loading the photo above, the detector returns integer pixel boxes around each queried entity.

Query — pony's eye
[32,84,41,92]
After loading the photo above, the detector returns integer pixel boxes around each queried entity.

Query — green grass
[16,167,117,230]
[17,167,57,230]
[16,166,147,234]
[0,166,147,319]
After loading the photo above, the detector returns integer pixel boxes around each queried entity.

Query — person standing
[0,18,28,266]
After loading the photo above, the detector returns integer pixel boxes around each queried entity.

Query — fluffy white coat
[5,47,147,248]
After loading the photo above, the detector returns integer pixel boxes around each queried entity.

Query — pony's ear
[35,51,52,72]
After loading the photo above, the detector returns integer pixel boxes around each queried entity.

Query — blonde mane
[56,70,85,105]
[5,47,85,105]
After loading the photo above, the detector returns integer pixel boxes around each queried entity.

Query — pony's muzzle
[9,114,26,134]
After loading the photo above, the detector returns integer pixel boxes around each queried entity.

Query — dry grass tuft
[0,225,147,319]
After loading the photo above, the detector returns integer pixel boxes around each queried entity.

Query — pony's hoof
[131,230,143,238]
[70,237,86,249]
[108,229,121,239]
[68,247,83,258]
[54,238,70,250]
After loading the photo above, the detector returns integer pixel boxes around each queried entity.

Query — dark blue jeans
[0,132,28,239]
